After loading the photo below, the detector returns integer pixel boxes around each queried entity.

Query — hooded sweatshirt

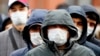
[25,10,95,56]
[10,9,48,56]
[67,6,100,56]
[81,5,100,47]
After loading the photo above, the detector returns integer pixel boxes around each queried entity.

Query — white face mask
[87,27,93,36]
[30,32,44,46]
[77,28,82,40]
[48,28,68,46]
[10,11,28,25]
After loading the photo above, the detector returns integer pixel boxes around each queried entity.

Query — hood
[41,10,78,51]
[1,17,11,31]
[81,5,100,41]
[67,6,87,44]
[23,9,48,49]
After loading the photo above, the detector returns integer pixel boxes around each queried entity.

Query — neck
[13,24,25,32]
[57,44,66,50]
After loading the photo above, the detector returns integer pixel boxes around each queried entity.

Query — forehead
[47,25,68,29]
[29,25,41,32]
[72,18,82,21]
[87,18,96,23]
[9,2,26,9]
[30,25,41,30]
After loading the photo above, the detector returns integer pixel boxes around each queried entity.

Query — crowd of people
[0,0,100,56]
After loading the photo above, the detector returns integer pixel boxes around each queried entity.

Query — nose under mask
[10,11,28,25]
[48,28,68,46]
[87,27,93,36]
[30,32,44,46]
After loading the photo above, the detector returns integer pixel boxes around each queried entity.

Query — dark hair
[86,12,98,21]
[71,13,84,19]
[56,3,69,9]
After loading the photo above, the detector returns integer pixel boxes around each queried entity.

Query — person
[56,3,69,9]
[0,14,5,32]
[10,9,48,56]
[0,0,29,56]
[25,10,95,56]
[95,20,100,40]
[1,17,12,31]
[81,5,100,47]
[67,5,100,56]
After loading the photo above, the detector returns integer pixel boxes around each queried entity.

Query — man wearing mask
[10,9,48,56]
[67,5,100,56]
[0,0,29,56]
[81,5,100,47]
[25,10,95,56]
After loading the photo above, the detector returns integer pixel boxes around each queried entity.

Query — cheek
[67,32,70,39]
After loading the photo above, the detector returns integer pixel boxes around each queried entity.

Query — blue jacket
[10,47,29,56]
[10,9,48,56]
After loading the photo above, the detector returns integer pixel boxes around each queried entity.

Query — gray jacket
[25,10,95,56]
[0,27,26,56]
[25,43,95,56]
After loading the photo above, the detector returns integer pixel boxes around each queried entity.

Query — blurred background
[0,0,100,16]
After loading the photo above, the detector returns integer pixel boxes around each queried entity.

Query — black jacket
[67,6,100,56]
[81,5,100,47]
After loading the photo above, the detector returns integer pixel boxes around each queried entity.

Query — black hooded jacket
[81,5,100,47]
[67,6,100,56]
[67,6,87,44]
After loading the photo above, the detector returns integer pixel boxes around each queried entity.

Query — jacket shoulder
[25,44,53,56]
[0,29,10,40]
[69,43,96,56]
[10,47,28,56]
[0,29,9,36]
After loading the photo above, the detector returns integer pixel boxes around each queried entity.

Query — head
[81,5,100,40]
[41,10,78,49]
[23,9,48,49]
[72,15,83,38]
[67,6,87,44]
[29,24,43,47]
[8,0,29,32]
[2,17,12,31]
[56,3,69,9]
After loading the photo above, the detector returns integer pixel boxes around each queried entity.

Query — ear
[28,9,32,17]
